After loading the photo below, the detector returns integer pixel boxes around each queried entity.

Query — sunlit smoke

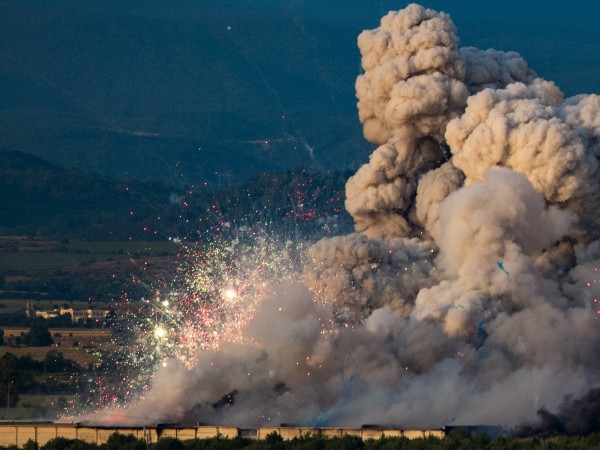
[76,3,600,432]
[73,228,311,421]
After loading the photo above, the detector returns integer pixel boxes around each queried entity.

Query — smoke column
[89,3,600,430]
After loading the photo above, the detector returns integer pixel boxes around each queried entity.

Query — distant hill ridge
[0,149,352,240]
[1,0,598,185]
[0,1,370,185]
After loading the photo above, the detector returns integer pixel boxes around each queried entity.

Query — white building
[25,303,110,323]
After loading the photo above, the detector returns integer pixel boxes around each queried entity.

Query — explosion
[83,3,600,432]
[77,230,309,417]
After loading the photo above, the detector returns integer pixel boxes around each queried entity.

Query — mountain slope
[0,2,370,185]
[0,149,352,240]
[1,0,598,186]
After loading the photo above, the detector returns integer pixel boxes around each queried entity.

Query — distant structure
[25,303,110,323]
[0,423,447,447]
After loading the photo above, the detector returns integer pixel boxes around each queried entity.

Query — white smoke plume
[91,3,600,431]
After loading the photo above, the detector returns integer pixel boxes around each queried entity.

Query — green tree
[0,353,18,408]
[153,437,185,450]
[264,432,284,450]
[101,432,146,450]
[325,436,365,450]
[44,350,76,373]
[41,437,79,450]
[46,313,73,328]
[22,439,39,450]
[23,317,53,346]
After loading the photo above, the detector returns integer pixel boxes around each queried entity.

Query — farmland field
[0,328,112,366]
[0,236,181,271]
[0,394,77,421]
[0,235,184,302]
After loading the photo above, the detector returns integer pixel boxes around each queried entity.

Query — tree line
[0,348,82,408]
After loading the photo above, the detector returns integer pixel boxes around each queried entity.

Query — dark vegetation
[0,1,370,186]
[20,318,53,346]
[0,149,352,241]
[0,348,82,405]
[0,149,353,302]
[6,430,600,450]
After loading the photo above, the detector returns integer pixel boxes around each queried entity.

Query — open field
[0,252,127,271]
[0,235,182,302]
[0,328,112,366]
[0,236,181,272]
[0,394,76,421]
[0,346,101,365]
[3,326,111,340]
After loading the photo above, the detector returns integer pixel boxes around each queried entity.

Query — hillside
[1,0,597,187]
[0,1,370,185]
[0,149,352,240]
[0,149,353,300]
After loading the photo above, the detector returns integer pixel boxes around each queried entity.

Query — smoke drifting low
[93,4,600,431]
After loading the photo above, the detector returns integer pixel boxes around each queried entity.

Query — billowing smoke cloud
[346,4,538,241]
[348,4,467,240]
[447,80,600,239]
[93,3,600,432]
[303,233,437,324]
[513,387,600,437]
[412,168,575,337]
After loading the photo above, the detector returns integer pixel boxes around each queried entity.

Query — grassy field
[0,394,77,421]
[0,326,116,420]
[64,240,180,254]
[0,328,112,366]
[0,346,103,366]
[0,236,181,271]
[0,252,126,271]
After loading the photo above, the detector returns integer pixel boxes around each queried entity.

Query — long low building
[0,422,446,447]
[25,303,110,323]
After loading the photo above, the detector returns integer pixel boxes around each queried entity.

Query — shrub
[101,432,146,450]
[153,437,185,450]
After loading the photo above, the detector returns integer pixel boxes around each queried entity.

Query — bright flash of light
[73,227,312,418]
[223,288,237,300]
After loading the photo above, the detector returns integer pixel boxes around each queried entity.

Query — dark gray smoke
[514,388,600,437]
